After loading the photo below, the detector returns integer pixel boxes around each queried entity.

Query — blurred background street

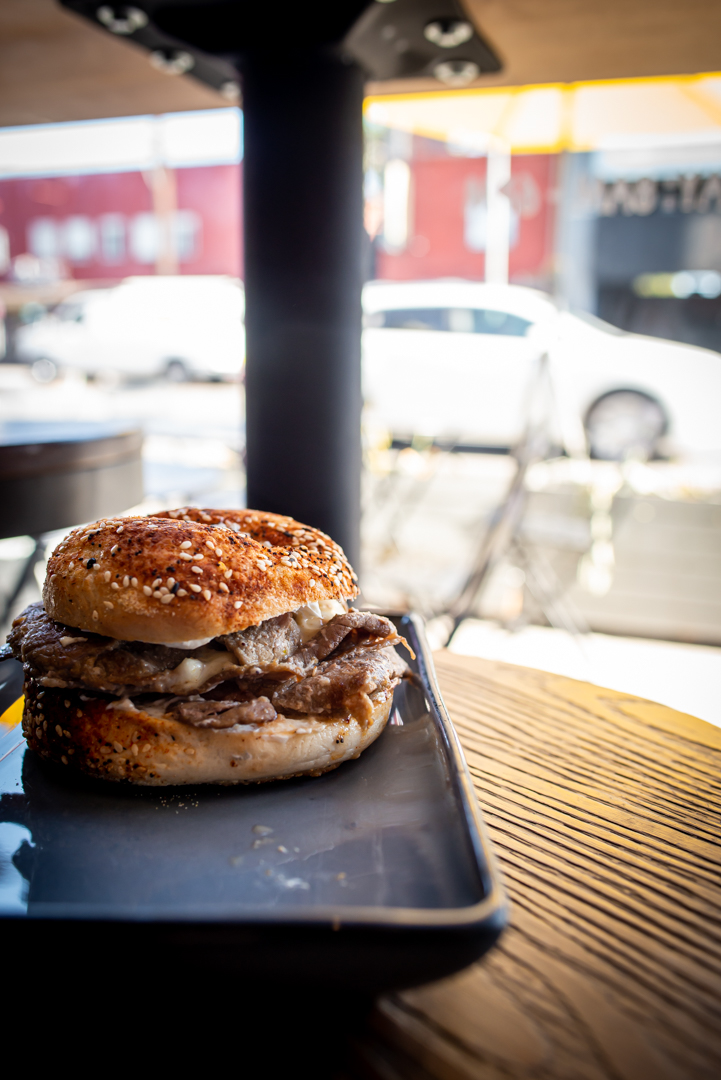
[2,77,721,725]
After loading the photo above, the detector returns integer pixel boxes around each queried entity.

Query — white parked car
[15,275,245,382]
[362,280,721,461]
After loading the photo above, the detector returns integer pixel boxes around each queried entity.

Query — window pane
[100,214,125,264]
[172,209,201,262]
[473,309,532,336]
[129,213,159,264]
[448,308,475,333]
[375,308,446,331]
[27,217,59,259]
[62,216,97,263]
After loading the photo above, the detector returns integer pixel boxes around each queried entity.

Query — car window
[364,306,533,336]
[474,309,532,336]
[365,308,447,331]
[55,301,85,323]
[447,308,475,333]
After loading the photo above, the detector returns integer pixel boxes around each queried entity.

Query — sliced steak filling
[288,610,403,672]
[8,605,409,723]
[272,645,408,722]
[220,612,302,672]
[7,602,241,696]
[172,696,277,728]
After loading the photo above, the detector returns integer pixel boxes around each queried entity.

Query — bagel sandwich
[3,508,410,786]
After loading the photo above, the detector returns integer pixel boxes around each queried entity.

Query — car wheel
[30,358,58,383]
[164,359,190,383]
[585,390,667,461]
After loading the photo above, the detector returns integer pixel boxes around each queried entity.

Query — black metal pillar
[243,52,365,568]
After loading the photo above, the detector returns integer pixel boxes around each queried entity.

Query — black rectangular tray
[0,614,507,991]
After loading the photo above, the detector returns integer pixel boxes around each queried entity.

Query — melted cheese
[166,637,214,649]
[293,599,347,643]
[142,600,351,695]
[161,651,238,693]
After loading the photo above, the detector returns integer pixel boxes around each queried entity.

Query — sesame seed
[93,563,100,570]
[116,525,124,533]
[131,744,139,756]
[224,569,232,579]
[55,724,63,736]
[177,588,188,597]
[153,590,163,599]
[191,566,203,575]
[152,578,162,588]
[92,610,99,620]
[180,540,192,549]
[61,755,68,765]
[192,553,204,561]
[113,741,123,753]
[111,545,119,554]
[179,552,193,561]
[215,547,223,557]
[111,581,119,590]
[143,586,152,596]
[64,700,70,708]
[205,540,215,550]
[123,576,130,587]
[234,601,242,609]
[310,579,316,587]
[219,582,229,593]
[167,577,175,587]
[161,594,174,604]
[131,577,138,587]
[202,589,211,601]
[103,601,113,609]
[190,583,202,593]
[68,561,74,569]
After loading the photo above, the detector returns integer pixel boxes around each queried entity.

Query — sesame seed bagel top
[43,508,359,644]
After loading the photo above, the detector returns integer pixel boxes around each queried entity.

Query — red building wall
[0,154,555,287]
[0,164,242,281]
[375,153,557,287]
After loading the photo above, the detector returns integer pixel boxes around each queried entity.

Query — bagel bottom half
[21,678,394,786]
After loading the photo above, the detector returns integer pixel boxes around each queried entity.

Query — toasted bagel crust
[43,509,358,644]
[21,679,392,786]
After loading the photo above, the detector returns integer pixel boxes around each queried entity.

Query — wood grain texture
[368,0,721,95]
[0,0,223,127]
[354,653,721,1080]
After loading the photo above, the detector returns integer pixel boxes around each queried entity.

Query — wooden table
[351,651,721,1080]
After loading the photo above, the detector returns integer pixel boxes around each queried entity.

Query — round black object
[585,390,667,461]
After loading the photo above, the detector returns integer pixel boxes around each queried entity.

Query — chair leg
[1,536,44,629]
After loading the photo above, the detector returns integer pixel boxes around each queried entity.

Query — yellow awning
[364,73,721,154]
